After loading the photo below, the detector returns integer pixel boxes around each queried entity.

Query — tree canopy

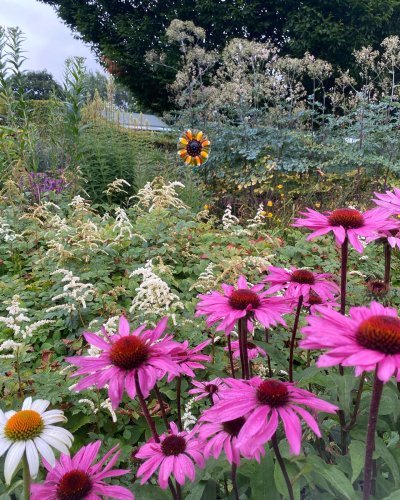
[39,0,400,111]
[9,70,62,100]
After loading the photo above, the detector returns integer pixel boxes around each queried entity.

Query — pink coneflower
[30,440,133,500]
[264,266,339,302]
[188,378,226,404]
[167,339,211,383]
[224,340,266,360]
[293,207,393,253]
[198,418,243,464]
[373,188,400,214]
[66,316,179,408]
[200,377,337,455]
[366,218,400,249]
[136,422,204,489]
[304,291,339,312]
[300,301,400,383]
[196,275,291,335]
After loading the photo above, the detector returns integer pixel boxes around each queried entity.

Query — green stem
[22,455,30,500]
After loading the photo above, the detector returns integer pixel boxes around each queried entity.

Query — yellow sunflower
[177,129,211,166]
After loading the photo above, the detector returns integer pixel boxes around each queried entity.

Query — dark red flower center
[328,208,364,229]
[186,140,202,157]
[229,289,260,310]
[290,269,315,285]
[355,315,400,354]
[223,417,246,437]
[109,336,150,370]
[366,280,389,296]
[206,384,218,394]
[256,380,289,407]
[57,470,92,500]
[307,291,323,305]
[161,435,187,456]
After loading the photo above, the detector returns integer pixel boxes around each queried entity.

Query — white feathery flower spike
[0,397,73,484]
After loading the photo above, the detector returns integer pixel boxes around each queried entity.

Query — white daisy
[0,397,73,484]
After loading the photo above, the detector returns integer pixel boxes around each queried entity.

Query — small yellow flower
[260,211,267,216]
[315,202,321,208]
[277,184,283,189]
[204,204,210,210]
[267,212,273,218]
[267,200,273,207]
[280,193,285,198]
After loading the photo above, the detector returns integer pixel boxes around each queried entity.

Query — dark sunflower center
[328,208,364,229]
[57,470,92,500]
[256,380,289,407]
[355,315,400,354]
[161,435,187,456]
[186,140,202,157]
[206,384,218,394]
[222,417,246,437]
[308,291,323,305]
[229,289,261,310]
[290,269,315,285]
[109,336,150,370]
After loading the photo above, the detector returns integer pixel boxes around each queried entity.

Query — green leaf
[375,437,400,486]
[131,484,170,499]
[250,454,279,500]
[349,440,365,483]
[383,490,400,500]
[308,456,355,499]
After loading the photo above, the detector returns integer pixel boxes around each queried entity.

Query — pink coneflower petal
[264,266,339,302]
[31,441,133,500]
[67,316,180,408]
[301,301,400,383]
[293,207,394,253]
[136,425,204,489]
[196,275,291,335]
[200,377,337,456]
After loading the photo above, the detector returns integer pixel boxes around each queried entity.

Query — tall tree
[39,0,400,111]
[9,70,62,100]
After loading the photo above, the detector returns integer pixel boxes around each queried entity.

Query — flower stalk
[271,434,294,500]
[363,370,384,500]
[384,241,391,286]
[22,455,30,500]
[238,317,250,379]
[340,236,349,315]
[288,295,303,383]
[227,334,236,378]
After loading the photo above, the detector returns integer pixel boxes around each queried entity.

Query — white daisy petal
[25,440,39,479]
[43,426,73,446]
[42,410,67,424]
[31,400,50,415]
[4,441,25,484]
[5,411,16,419]
[22,397,32,410]
[33,436,56,467]
[0,437,12,457]
[0,410,7,426]
[40,434,70,455]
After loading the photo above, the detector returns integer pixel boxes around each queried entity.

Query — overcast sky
[1,0,104,81]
